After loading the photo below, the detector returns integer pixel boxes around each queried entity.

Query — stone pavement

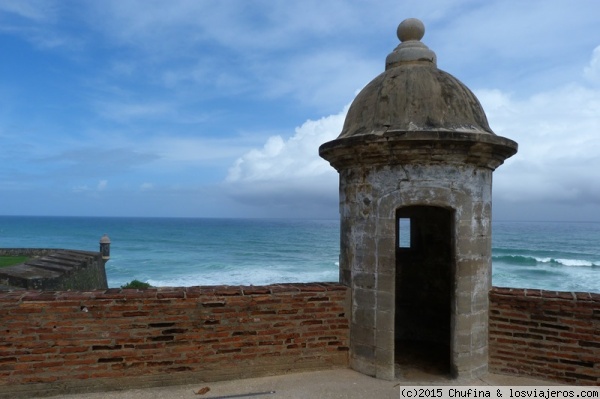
[38,369,561,399]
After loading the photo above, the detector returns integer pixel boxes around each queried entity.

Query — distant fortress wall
[0,249,108,291]
[0,284,597,398]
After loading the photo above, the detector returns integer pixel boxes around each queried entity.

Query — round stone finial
[386,17,436,68]
[397,18,425,42]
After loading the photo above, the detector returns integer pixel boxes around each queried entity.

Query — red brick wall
[0,283,349,398]
[3,283,598,396]
[489,287,600,385]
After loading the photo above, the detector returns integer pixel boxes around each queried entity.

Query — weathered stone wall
[489,287,599,385]
[0,283,350,399]
[338,162,492,379]
[0,249,107,291]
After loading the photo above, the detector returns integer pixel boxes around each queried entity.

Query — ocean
[0,216,599,293]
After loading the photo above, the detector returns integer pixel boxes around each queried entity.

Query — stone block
[375,345,393,364]
[455,275,473,302]
[353,272,375,290]
[456,233,491,258]
[376,309,395,332]
[376,290,394,311]
[472,201,492,220]
[350,323,375,346]
[350,354,377,377]
[375,347,395,380]
[453,345,488,374]
[471,291,488,313]
[453,329,472,353]
[376,236,396,258]
[353,287,376,307]
[471,323,488,350]
[377,271,395,293]
[454,313,474,335]
[353,305,376,328]
[339,268,351,286]
[351,341,376,361]
[455,290,472,314]
[472,309,488,325]
[453,348,487,376]
[375,255,395,275]
[375,218,395,238]
[353,254,377,273]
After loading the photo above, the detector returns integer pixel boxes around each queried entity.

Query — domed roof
[319,18,517,171]
[338,18,495,139]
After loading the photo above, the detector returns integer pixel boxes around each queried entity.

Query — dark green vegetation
[121,279,153,289]
[0,256,28,268]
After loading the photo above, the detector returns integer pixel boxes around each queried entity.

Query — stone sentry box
[319,19,518,380]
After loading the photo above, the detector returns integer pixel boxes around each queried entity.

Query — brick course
[489,287,600,385]
[0,283,349,398]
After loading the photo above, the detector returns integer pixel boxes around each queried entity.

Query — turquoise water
[0,217,340,288]
[0,216,598,292]
[492,221,600,292]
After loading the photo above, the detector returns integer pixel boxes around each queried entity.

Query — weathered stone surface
[319,18,517,381]
[0,249,108,290]
[320,132,517,171]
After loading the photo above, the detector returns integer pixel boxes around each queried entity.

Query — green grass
[0,256,29,268]
[121,279,153,289]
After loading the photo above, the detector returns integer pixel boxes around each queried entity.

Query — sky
[1,0,600,221]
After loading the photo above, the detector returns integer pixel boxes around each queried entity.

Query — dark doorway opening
[395,206,454,378]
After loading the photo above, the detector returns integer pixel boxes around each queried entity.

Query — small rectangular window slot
[398,218,411,248]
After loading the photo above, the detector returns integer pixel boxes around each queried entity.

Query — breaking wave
[493,254,599,267]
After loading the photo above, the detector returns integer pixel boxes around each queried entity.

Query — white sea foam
[534,257,596,267]
[147,268,339,288]
[554,258,596,267]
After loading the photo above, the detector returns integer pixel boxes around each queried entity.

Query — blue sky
[1,0,600,220]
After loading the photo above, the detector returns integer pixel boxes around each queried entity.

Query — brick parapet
[2,283,598,396]
[0,283,350,398]
[489,286,600,385]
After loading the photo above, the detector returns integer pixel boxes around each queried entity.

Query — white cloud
[224,107,347,213]
[72,179,108,193]
[258,51,380,111]
[72,184,90,193]
[226,106,346,183]
[94,101,173,122]
[0,0,57,22]
[4,0,600,219]
[77,1,393,111]
[478,62,600,206]
[584,45,600,85]
[85,1,357,53]
[227,43,600,216]
[38,148,159,179]
[0,1,81,50]
[126,135,269,177]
